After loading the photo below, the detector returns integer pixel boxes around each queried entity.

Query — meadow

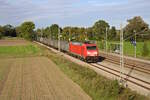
[97,41,150,59]
[0,44,42,57]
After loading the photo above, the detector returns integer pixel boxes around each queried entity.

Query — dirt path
[0,57,91,100]
[0,40,30,46]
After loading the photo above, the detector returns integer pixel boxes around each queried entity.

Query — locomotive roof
[84,43,96,46]
[70,41,96,46]
[71,42,82,45]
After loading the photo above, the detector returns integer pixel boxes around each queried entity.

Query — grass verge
[0,44,42,58]
[40,47,149,100]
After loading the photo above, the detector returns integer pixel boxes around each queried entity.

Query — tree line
[0,22,35,40]
[0,16,150,41]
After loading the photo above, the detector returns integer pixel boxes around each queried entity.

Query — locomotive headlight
[94,52,99,56]
[94,52,97,55]
[87,51,98,56]
[87,51,91,55]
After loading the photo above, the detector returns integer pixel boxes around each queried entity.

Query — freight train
[37,37,99,62]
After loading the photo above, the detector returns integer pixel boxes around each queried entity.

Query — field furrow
[0,57,91,100]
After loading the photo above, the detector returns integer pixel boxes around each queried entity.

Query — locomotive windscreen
[87,46,96,50]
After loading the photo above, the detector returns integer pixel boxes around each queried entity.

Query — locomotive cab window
[87,46,97,50]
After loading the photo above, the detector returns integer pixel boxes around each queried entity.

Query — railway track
[105,58,150,74]
[90,63,150,91]
[101,54,150,75]
[35,41,150,94]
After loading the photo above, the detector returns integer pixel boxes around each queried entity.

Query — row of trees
[36,16,150,42]
[0,16,150,41]
[36,21,118,41]
[0,22,35,40]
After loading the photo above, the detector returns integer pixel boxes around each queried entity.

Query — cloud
[0,0,149,28]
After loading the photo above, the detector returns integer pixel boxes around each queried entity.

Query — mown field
[0,39,41,58]
[97,41,150,59]
[0,45,42,57]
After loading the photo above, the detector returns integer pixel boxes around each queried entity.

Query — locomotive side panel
[69,42,82,57]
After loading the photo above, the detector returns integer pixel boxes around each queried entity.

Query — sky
[0,0,150,28]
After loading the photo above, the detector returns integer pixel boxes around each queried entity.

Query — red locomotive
[69,41,99,62]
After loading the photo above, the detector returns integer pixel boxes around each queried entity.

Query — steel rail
[91,63,150,90]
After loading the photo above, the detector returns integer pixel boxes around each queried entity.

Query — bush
[142,42,149,56]
[0,33,2,39]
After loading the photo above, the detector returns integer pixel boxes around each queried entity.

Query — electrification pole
[134,30,136,58]
[58,27,61,52]
[105,27,108,53]
[120,23,124,84]
[69,28,71,41]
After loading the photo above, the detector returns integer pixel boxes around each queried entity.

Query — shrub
[142,42,149,56]
[0,33,2,39]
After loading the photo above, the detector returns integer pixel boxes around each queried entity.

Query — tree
[93,20,109,40]
[86,27,94,40]
[142,29,150,41]
[3,24,16,37]
[0,33,2,39]
[42,26,51,38]
[78,27,86,41]
[20,21,35,40]
[62,27,71,41]
[0,25,4,38]
[50,24,59,39]
[109,26,117,40]
[142,42,149,56]
[0,25,4,33]
[36,28,42,37]
[15,26,21,37]
[124,16,149,40]
[62,27,87,41]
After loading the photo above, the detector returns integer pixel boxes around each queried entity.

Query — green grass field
[0,45,42,57]
[97,41,150,59]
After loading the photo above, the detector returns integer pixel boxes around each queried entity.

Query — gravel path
[0,57,91,100]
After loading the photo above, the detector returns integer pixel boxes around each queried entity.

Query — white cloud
[0,0,149,28]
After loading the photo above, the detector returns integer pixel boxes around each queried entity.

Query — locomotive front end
[85,45,99,62]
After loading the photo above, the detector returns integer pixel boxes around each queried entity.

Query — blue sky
[0,0,150,28]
